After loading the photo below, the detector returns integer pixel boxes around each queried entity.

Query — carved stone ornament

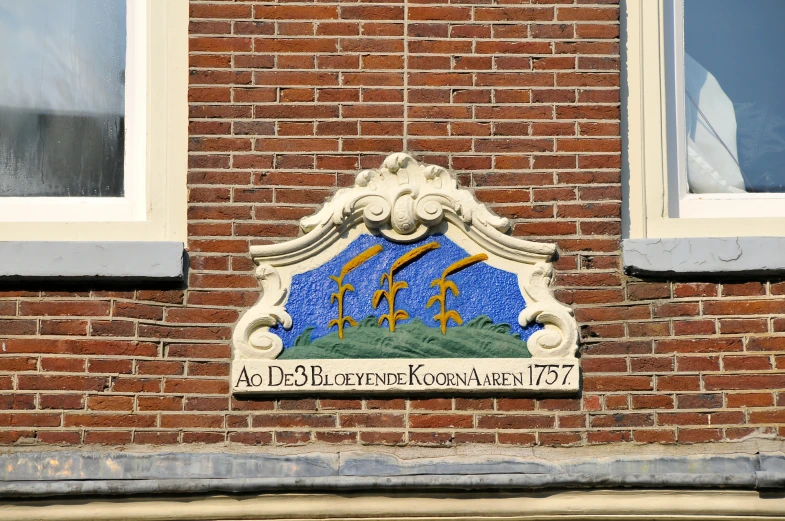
[232,153,579,394]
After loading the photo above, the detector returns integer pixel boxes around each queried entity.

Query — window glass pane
[0,0,126,197]
[684,0,785,194]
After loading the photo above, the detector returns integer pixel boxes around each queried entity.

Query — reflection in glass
[0,1,126,197]
[684,0,785,194]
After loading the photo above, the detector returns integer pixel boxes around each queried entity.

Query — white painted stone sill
[623,237,785,276]
[0,241,185,280]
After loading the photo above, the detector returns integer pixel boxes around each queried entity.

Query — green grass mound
[278,315,531,359]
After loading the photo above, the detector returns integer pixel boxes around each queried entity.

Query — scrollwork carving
[518,263,578,359]
[300,152,516,244]
[232,265,291,360]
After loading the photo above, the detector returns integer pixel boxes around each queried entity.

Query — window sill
[623,237,785,277]
[0,241,184,280]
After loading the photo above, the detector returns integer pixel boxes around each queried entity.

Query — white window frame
[0,0,147,223]
[0,0,186,242]
[665,0,785,220]
[623,0,785,239]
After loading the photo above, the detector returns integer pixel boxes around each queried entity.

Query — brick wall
[1,0,783,449]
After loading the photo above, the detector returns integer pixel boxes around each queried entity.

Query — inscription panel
[233,359,579,394]
[231,154,580,396]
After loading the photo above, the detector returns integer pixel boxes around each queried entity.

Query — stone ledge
[623,237,785,276]
[0,241,185,280]
[2,451,784,498]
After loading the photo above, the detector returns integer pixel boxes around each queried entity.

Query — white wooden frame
[667,0,785,219]
[0,0,187,242]
[623,0,785,238]
[0,0,146,223]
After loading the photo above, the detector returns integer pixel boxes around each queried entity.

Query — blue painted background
[275,234,541,349]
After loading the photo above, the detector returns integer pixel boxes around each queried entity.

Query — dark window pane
[0,0,126,197]
[684,0,785,193]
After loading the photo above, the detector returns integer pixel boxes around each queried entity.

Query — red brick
[558,7,619,21]
[37,431,82,445]
[17,375,106,391]
[633,429,676,444]
[134,431,181,445]
[705,374,785,391]
[475,7,554,22]
[409,414,473,429]
[658,376,701,392]
[704,300,785,316]
[360,431,405,445]
[191,4,251,19]
[88,359,133,375]
[19,301,109,317]
[39,394,84,410]
[183,431,225,444]
[0,394,35,410]
[0,319,38,335]
[747,337,785,352]
[65,414,156,428]
[678,428,722,443]
[84,431,133,445]
[477,414,554,429]
[673,283,718,298]
[653,302,699,318]
[87,396,134,411]
[590,413,653,428]
[339,413,404,428]
[498,432,537,446]
[583,376,652,392]
[673,320,716,336]
[631,395,674,410]
[164,378,229,394]
[138,396,183,412]
[604,395,628,410]
[676,356,720,372]
[723,356,772,371]
[253,414,336,429]
[588,430,632,444]
[366,399,406,410]
[727,393,773,408]
[0,413,61,428]
[655,338,743,354]
[41,357,85,372]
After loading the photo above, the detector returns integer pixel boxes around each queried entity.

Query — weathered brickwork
[1,0,783,449]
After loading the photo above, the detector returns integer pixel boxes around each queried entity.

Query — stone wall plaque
[232,154,579,394]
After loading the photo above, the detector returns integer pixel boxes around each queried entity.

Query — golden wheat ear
[426,295,440,308]
[395,310,409,321]
[393,281,409,291]
[341,244,383,277]
[445,310,463,325]
[390,242,440,273]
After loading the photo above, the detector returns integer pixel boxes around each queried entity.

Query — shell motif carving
[302,153,512,241]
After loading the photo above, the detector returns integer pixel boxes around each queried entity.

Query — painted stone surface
[232,153,580,394]
[276,233,538,358]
